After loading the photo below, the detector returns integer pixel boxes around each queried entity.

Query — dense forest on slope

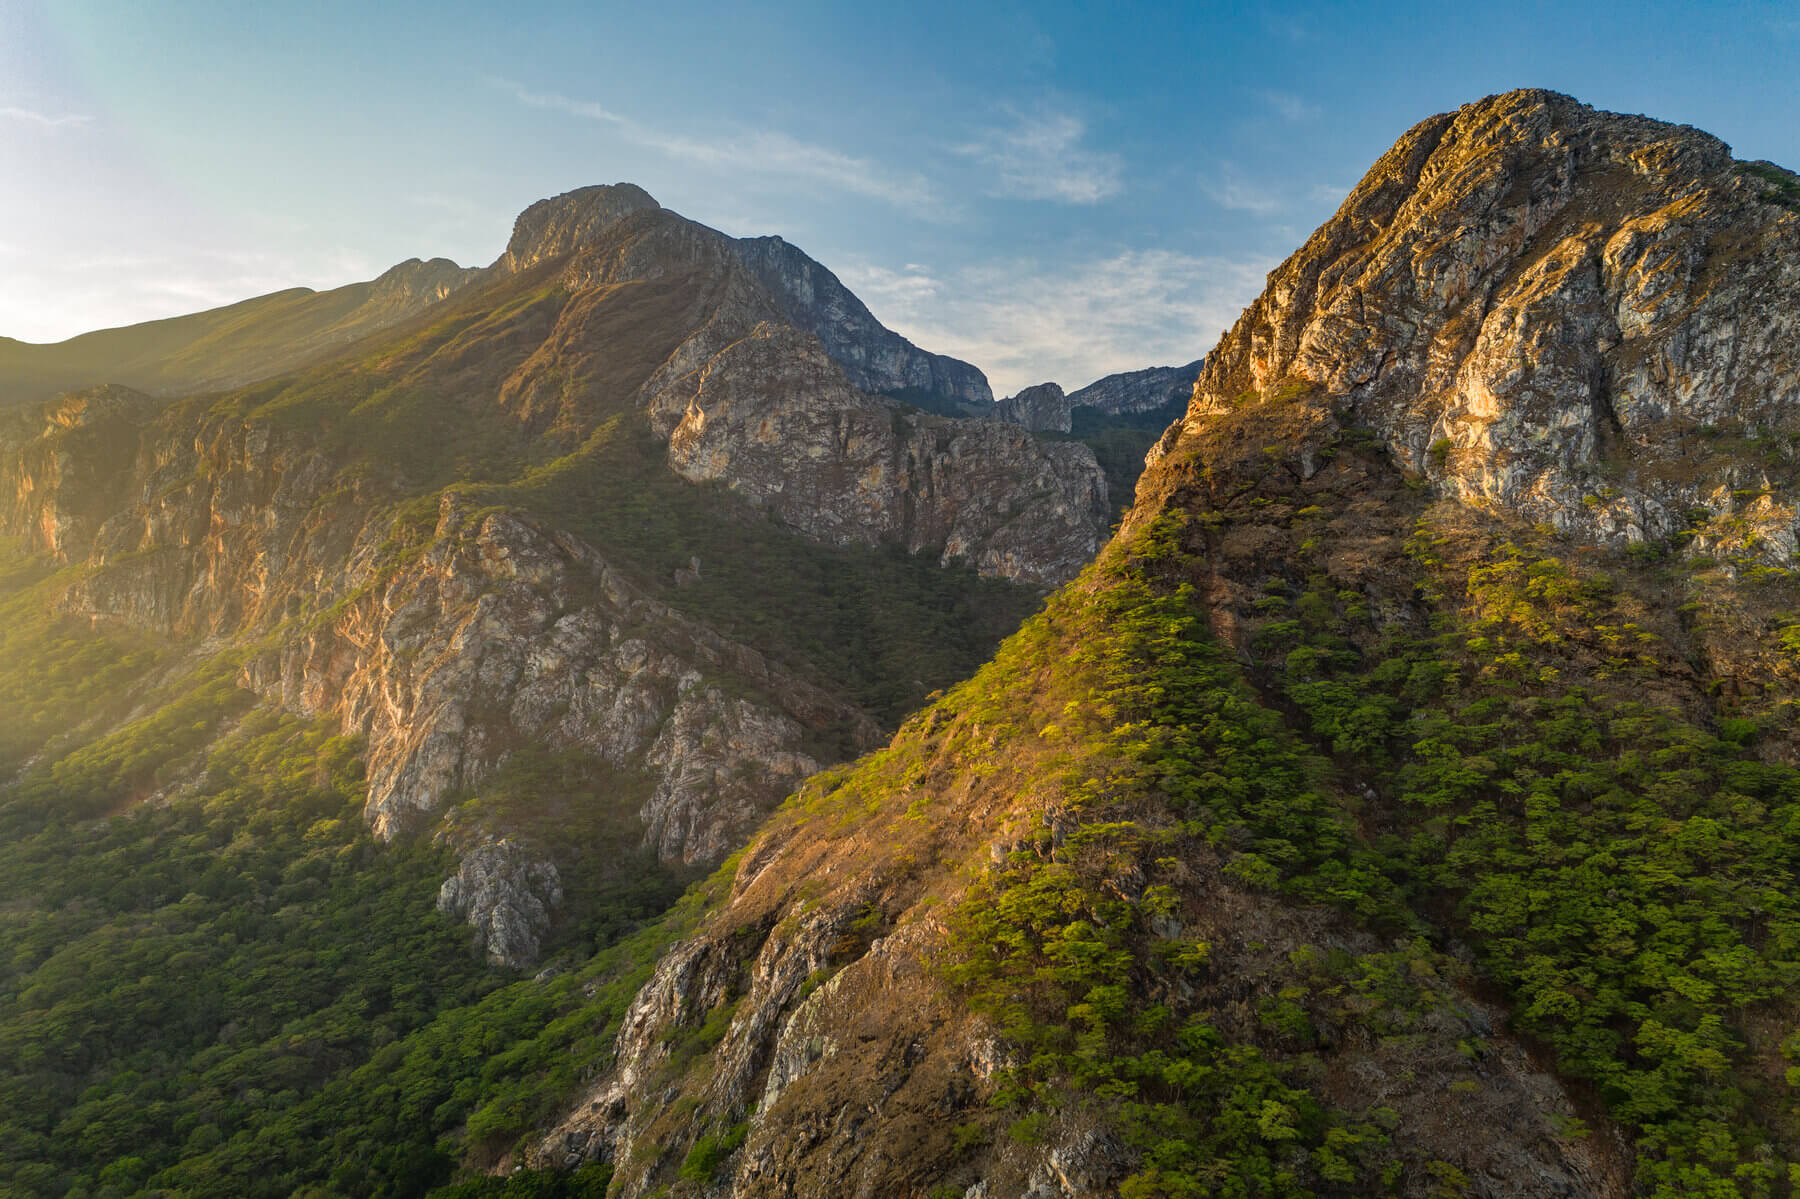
[528,393,1800,1198]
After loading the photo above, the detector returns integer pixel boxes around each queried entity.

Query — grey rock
[436,838,564,968]
[733,234,993,408]
[1067,359,1203,416]
[995,382,1071,433]
[1145,89,1800,566]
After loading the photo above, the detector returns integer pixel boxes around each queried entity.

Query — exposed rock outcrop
[244,496,869,849]
[995,381,1071,433]
[488,190,1109,586]
[436,838,565,967]
[732,234,994,409]
[499,183,664,273]
[657,324,1107,586]
[1150,89,1800,562]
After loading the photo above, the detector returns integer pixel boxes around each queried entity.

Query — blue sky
[3,0,1797,395]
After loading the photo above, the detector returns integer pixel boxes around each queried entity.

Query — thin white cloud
[1257,89,1319,123]
[957,108,1123,204]
[1202,164,1284,215]
[0,105,90,128]
[492,78,941,213]
[841,249,1271,398]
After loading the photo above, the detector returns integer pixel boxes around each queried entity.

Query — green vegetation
[1739,161,1800,211]
[1269,526,1800,1196]
[0,685,723,1197]
[927,410,1800,1195]
[0,235,1056,1197]
[1051,396,1187,523]
[939,517,1410,1194]
[0,539,169,777]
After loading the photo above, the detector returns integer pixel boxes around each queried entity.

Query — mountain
[992,366,1206,526]
[1067,358,1205,417]
[0,256,482,406]
[518,91,1800,1199]
[995,381,1072,433]
[0,184,1113,1195]
[731,235,994,410]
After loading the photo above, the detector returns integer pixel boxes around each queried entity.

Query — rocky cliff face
[995,381,1072,433]
[1067,358,1203,416]
[525,92,1800,1198]
[0,388,879,964]
[0,182,1108,966]
[656,325,1106,586]
[492,187,1108,586]
[1150,89,1800,564]
[732,234,994,409]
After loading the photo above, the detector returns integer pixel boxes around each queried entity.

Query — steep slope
[0,256,481,406]
[996,381,1072,433]
[525,91,1800,1199]
[732,235,994,410]
[0,183,1115,1197]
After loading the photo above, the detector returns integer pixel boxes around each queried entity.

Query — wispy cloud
[0,105,91,129]
[956,107,1123,204]
[840,249,1271,397]
[1256,89,1319,123]
[492,78,942,213]
[1201,164,1284,215]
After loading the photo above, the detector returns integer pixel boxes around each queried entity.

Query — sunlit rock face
[1151,89,1800,562]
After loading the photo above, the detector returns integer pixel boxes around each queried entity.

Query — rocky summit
[995,381,1073,433]
[1150,89,1800,562]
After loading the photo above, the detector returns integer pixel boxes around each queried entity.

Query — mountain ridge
[522,89,1800,1199]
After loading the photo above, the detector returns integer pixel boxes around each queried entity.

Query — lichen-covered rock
[1148,89,1800,564]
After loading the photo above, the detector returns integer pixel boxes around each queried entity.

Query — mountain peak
[499,182,663,271]
[1146,89,1792,559]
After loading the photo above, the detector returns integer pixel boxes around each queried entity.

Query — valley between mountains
[4,88,1800,1199]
